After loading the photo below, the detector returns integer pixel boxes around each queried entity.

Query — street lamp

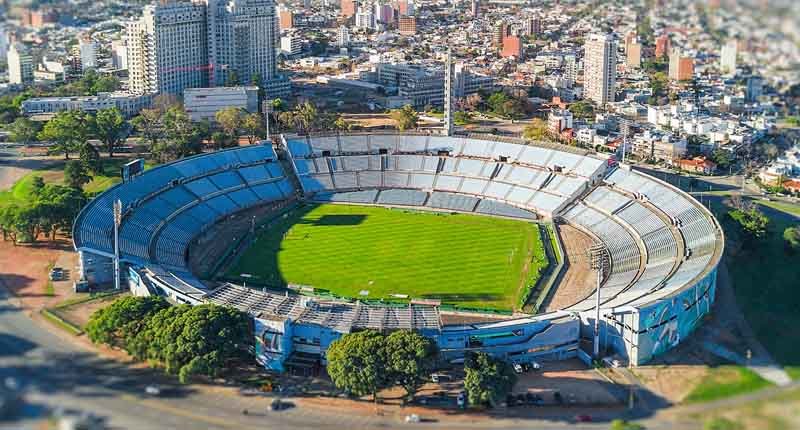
[588,243,609,359]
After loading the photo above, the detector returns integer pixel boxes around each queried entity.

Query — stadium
[72,133,724,372]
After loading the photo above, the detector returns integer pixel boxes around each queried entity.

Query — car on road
[404,414,420,423]
[575,414,593,422]
[144,385,161,396]
[456,391,466,408]
[269,398,292,411]
[49,267,64,281]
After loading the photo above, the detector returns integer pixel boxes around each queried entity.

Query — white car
[513,363,523,374]
[404,414,420,423]
[144,385,161,396]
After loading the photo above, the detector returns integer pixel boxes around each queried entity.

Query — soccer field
[225,204,548,311]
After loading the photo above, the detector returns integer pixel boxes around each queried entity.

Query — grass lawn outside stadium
[225,204,549,311]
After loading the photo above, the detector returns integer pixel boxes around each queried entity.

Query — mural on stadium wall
[255,317,293,372]
[634,268,718,363]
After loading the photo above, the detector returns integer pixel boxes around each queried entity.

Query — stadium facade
[73,133,723,371]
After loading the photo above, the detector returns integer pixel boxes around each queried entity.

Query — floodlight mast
[588,243,608,359]
[113,199,122,291]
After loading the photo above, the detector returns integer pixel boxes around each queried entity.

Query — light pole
[588,244,608,359]
[240,273,254,289]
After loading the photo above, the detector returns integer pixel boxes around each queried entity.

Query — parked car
[513,363,524,374]
[73,280,90,293]
[269,398,291,411]
[404,414,421,423]
[144,385,160,396]
[575,414,593,422]
[49,267,64,281]
[456,391,466,408]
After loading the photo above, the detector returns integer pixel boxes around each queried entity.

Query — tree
[462,93,483,111]
[130,304,252,383]
[728,208,769,241]
[211,131,230,151]
[390,105,419,131]
[152,106,204,162]
[334,116,353,132]
[463,352,516,408]
[568,100,595,121]
[38,110,91,159]
[242,112,265,145]
[522,118,549,141]
[93,107,127,157]
[783,226,800,254]
[131,108,164,153]
[215,107,244,142]
[7,117,41,145]
[225,70,240,86]
[79,142,102,174]
[64,160,92,190]
[326,330,388,401]
[453,111,472,126]
[384,330,438,402]
[86,296,170,350]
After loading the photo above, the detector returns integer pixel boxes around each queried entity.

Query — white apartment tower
[7,43,34,85]
[563,54,577,87]
[78,35,98,71]
[205,0,279,87]
[337,25,351,47]
[126,1,209,95]
[583,33,617,106]
[720,39,737,76]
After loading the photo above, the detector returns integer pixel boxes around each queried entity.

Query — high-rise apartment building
[341,0,356,17]
[669,49,693,81]
[583,33,617,106]
[205,0,280,87]
[78,34,97,71]
[278,6,294,30]
[399,16,417,35]
[627,40,641,69]
[654,34,670,58]
[355,7,375,29]
[526,15,541,36]
[501,35,522,59]
[563,54,577,87]
[126,2,208,95]
[7,43,34,85]
[337,25,351,47]
[720,39,737,75]
[470,0,479,18]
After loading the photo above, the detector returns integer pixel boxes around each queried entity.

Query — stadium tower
[443,48,455,136]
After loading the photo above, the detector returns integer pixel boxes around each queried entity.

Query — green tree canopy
[463,352,517,408]
[783,226,800,254]
[390,104,419,131]
[130,304,252,383]
[326,330,388,400]
[242,112,265,145]
[93,107,127,157]
[384,330,438,401]
[7,117,41,145]
[64,160,92,190]
[215,107,244,140]
[86,296,170,350]
[522,118,549,141]
[729,208,769,241]
[38,110,92,159]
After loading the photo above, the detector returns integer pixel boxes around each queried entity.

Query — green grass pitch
[225,204,548,311]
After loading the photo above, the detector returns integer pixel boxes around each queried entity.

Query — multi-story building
[526,15,541,36]
[355,7,375,30]
[111,40,128,70]
[548,109,573,133]
[654,34,670,58]
[126,1,208,95]
[631,129,687,162]
[183,86,259,122]
[78,35,97,72]
[583,33,617,106]
[205,0,280,88]
[21,92,154,118]
[563,54,577,87]
[669,49,693,81]
[7,43,33,85]
[501,35,522,59]
[337,25,351,47]
[341,0,356,17]
[374,3,393,24]
[398,16,416,36]
[280,34,302,57]
[720,39,737,76]
[471,0,479,18]
[627,41,641,69]
[278,6,294,30]
[374,62,494,108]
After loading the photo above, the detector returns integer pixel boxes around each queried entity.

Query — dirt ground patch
[54,292,127,329]
[631,365,709,404]
[542,224,596,311]
[0,236,76,311]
